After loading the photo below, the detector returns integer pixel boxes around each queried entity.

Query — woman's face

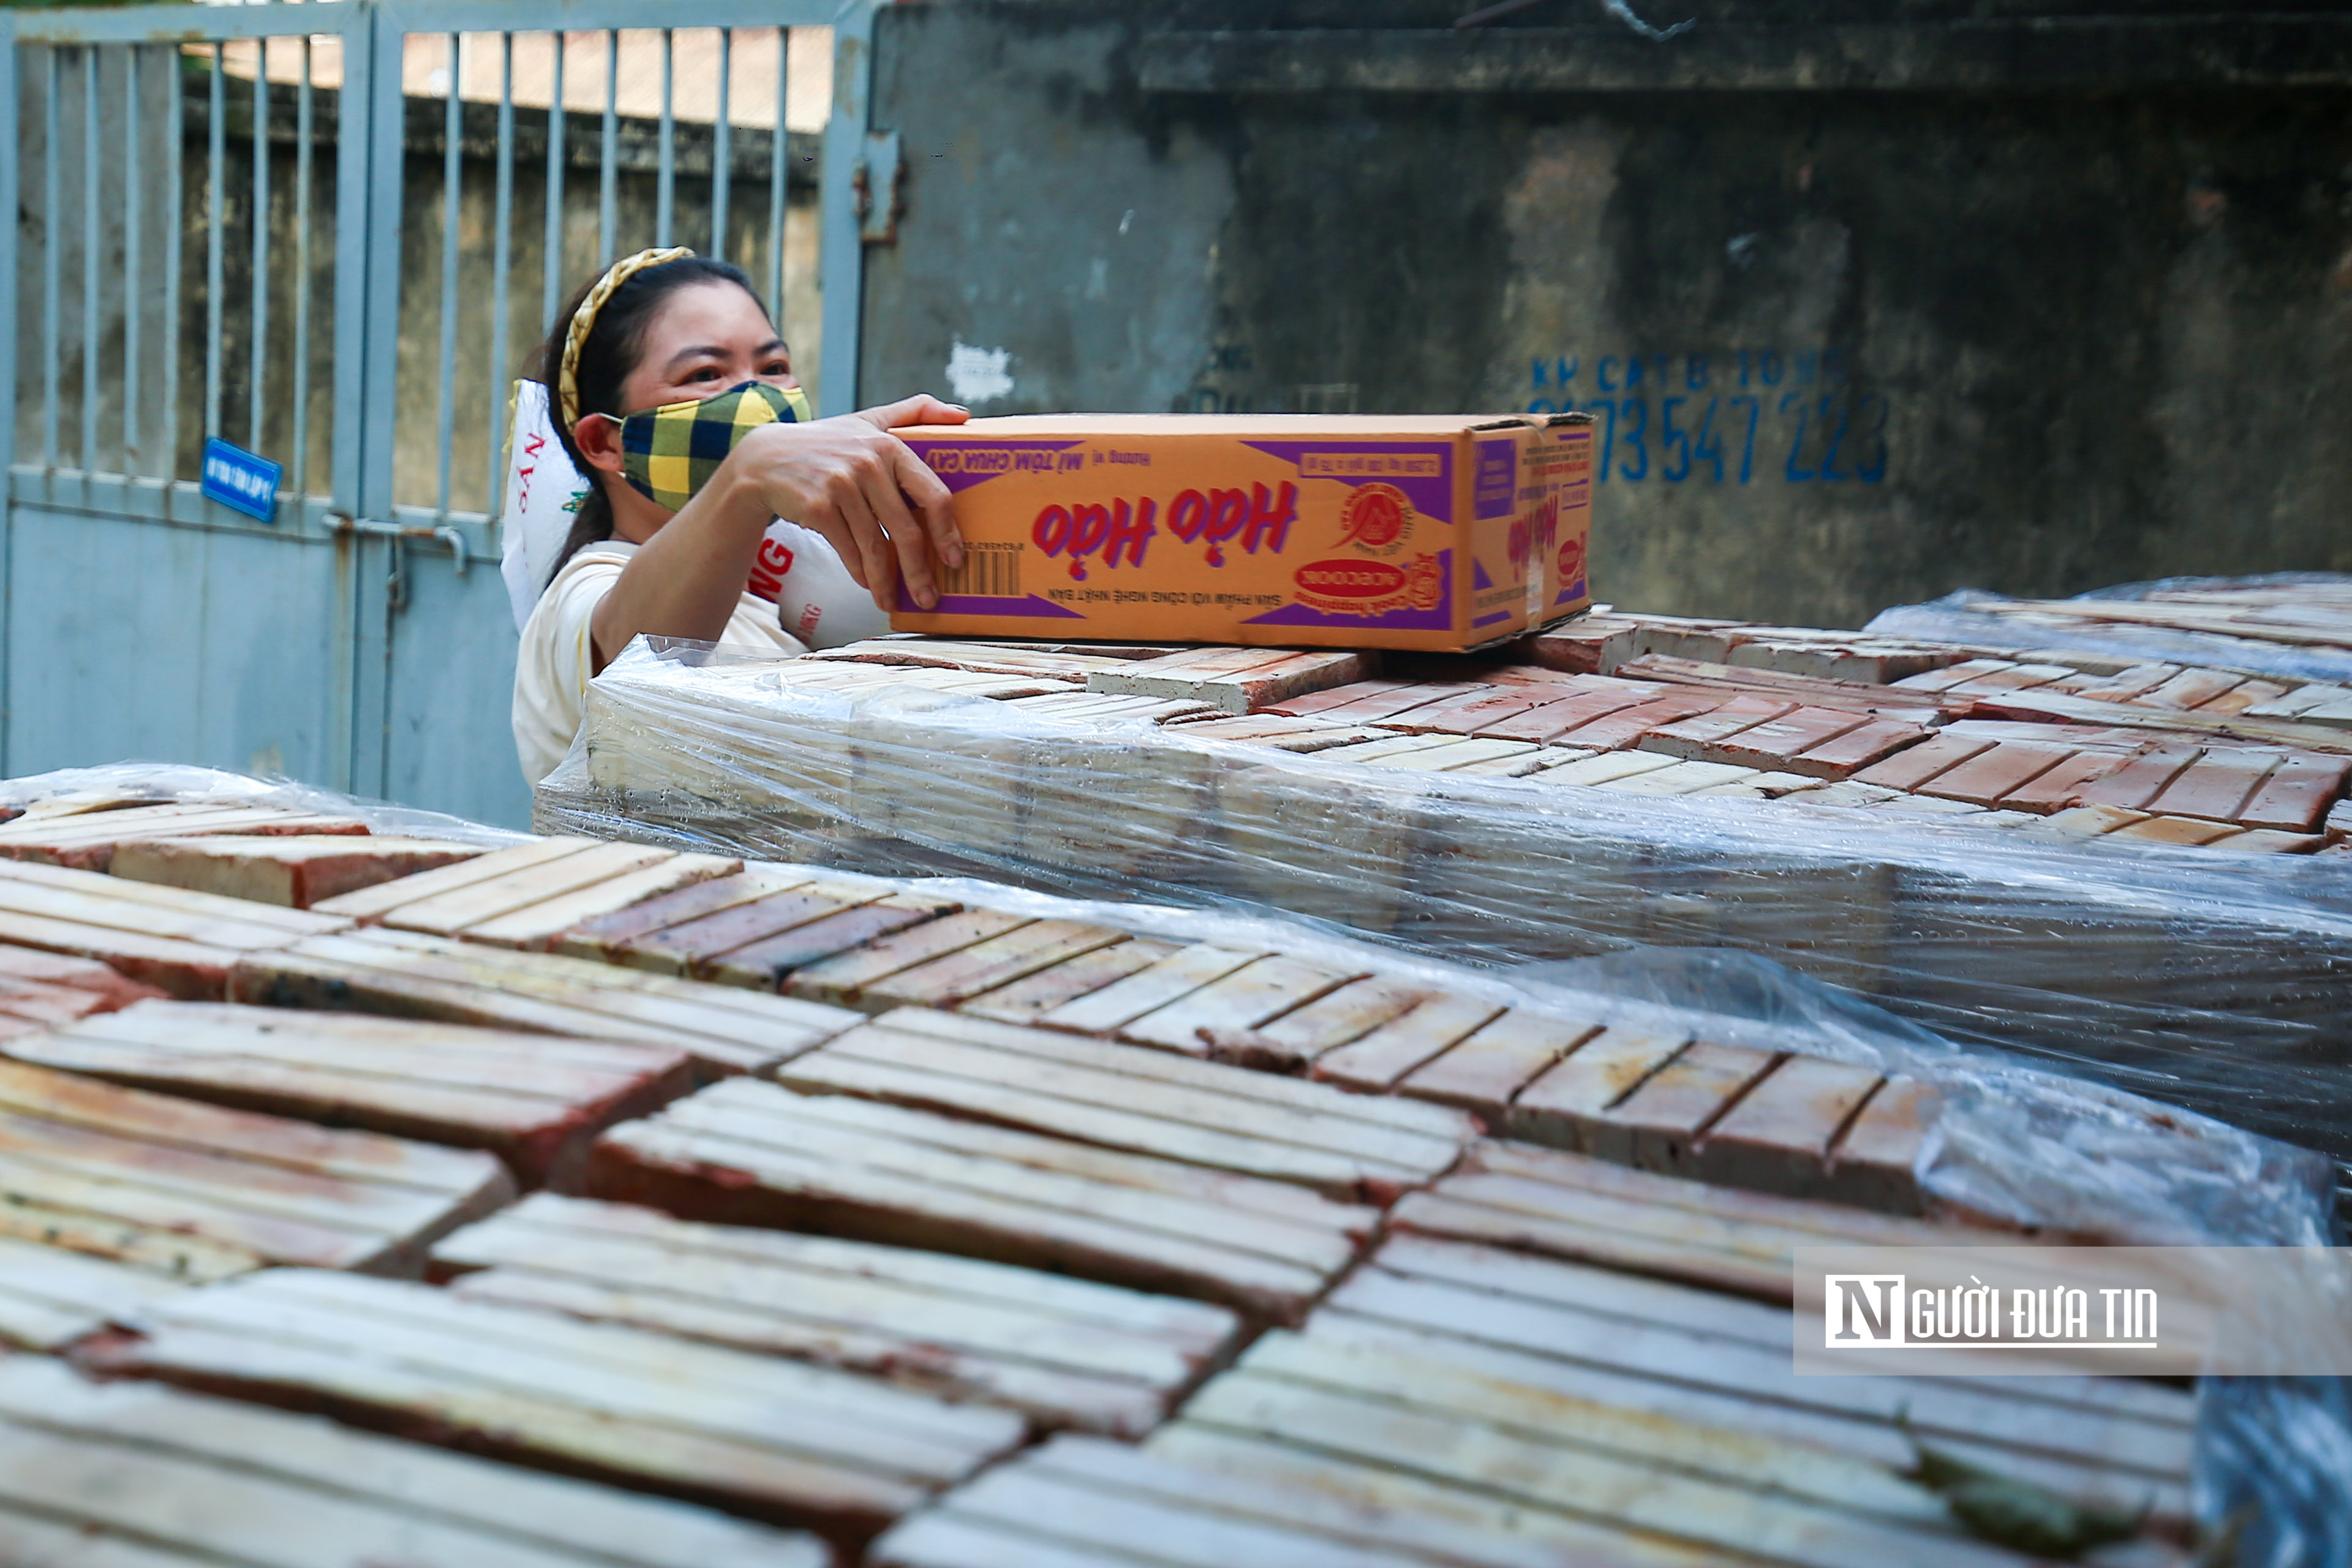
[610,280,796,415]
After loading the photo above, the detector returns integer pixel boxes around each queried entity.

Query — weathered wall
[861,1,2352,628]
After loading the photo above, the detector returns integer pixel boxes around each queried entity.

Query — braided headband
[556,245,694,430]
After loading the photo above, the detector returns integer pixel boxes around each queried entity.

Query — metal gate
[1,0,875,826]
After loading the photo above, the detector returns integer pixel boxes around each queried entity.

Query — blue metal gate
[2,1,875,826]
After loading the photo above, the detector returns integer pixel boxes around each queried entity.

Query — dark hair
[528,255,766,586]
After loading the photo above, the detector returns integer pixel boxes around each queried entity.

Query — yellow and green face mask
[617,379,812,511]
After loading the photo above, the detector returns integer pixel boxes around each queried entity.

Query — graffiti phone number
[1525,352,1888,484]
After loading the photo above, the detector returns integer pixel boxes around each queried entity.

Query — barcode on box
[941,546,1022,598]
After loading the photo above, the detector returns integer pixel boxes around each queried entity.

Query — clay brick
[109,835,484,910]
[2196,679,2288,715]
[2075,747,2204,812]
[1693,1055,1885,1199]
[1941,662,2079,696]
[2109,815,2243,846]
[1376,688,1559,737]
[1634,697,1798,760]
[1891,658,2019,693]
[1475,687,1658,744]
[1262,681,1466,724]
[1852,731,1998,792]
[1999,750,2130,813]
[1914,742,2076,808]
[2144,750,2282,823]
[1547,692,1728,750]
[1520,616,1640,674]
[2235,755,2352,834]
[2068,663,2179,702]
[2211,830,2322,854]
[1822,1079,1936,1215]
[2137,668,2245,710]
[1784,717,1933,779]
[2038,804,2150,837]
[1696,706,1870,770]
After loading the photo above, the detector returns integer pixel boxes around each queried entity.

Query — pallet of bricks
[0,775,2321,1565]
[545,600,2352,1168]
[1866,575,2352,694]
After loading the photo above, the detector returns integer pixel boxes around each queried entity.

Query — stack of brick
[0,780,2276,1567]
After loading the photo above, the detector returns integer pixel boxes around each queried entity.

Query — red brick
[2076,747,2204,812]
[1700,706,1871,769]
[2235,755,2352,834]
[1548,692,1729,750]
[1999,750,2129,813]
[1941,662,2079,696]
[2144,750,2283,823]
[1378,688,1558,736]
[1916,742,2076,808]
[2138,668,2245,711]
[1476,687,1658,744]
[1635,697,1800,760]
[1785,717,1934,779]
[1890,658,2017,693]
[1852,731,1999,791]
[1267,681,1477,725]
[1521,617,1639,674]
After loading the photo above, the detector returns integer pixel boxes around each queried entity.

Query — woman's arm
[588,395,968,671]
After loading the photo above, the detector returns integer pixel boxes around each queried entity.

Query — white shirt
[511,540,807,786]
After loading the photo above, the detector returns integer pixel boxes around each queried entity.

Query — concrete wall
[859,1,2352,628]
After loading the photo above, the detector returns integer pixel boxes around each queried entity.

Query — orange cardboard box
[891,413,1594,652]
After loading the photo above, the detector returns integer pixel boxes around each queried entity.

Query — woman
[512,247,968,783]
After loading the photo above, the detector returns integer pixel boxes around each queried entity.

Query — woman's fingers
[858,394,970,432]
[888,438,965,575]
[828,473,899,612]
[864,462,940,611]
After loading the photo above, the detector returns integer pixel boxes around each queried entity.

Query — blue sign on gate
[200,437,282,522]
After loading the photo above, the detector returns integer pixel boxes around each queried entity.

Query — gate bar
[203,45,222,440]
[81,47,99,472]
[597,29,616,263]
[711,28,731,260]
[41,48,58,469]
[249,51,270,458]
[488,29,514,513]
[768,26,787,326]
[162,43,180,481]
[542,29,564,330]
[123,47,140,473]
[654,27,673,248]
[433,31,460,517]
[290,36,312,496]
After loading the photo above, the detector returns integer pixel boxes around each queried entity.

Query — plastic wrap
[0,762,531,848]
[6,757,2342,1550]
[1868,575,2352,685]
[541,639,2352,1168]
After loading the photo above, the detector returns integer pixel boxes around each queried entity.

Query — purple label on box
[1474,439,1516,519]
[1243,441,1453,524]
[905,441,1087,495]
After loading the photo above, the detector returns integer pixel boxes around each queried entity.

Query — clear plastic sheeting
[1868,575,2352,686]
[2196,1377,2352,1568]
[0,763,531,850]
[1507,949,2335,1251]
[541,639,2352,1166]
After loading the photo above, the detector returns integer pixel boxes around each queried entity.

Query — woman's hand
[729,394,970,611]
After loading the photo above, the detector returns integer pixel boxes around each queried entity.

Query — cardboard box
[892,413,1593,652]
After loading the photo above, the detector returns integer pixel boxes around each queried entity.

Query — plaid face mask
[617,379,812,511]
